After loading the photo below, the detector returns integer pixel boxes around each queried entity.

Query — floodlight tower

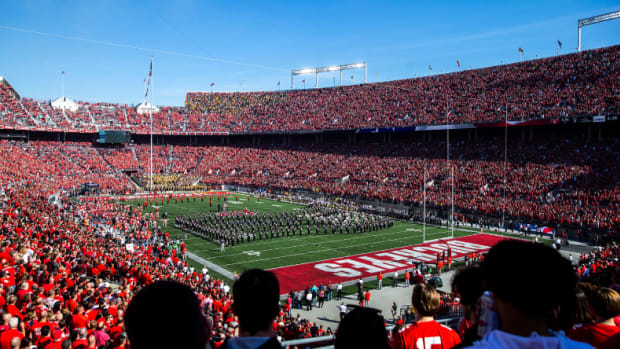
[577,10,620,51]
[291,62,367,89]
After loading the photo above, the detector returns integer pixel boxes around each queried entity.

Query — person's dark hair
[481,240,576,320]
[555,289,591,333]
[335,307,390,349]
[451,265,483,306]
[232,269,280,335]
[40,324,51,337]
[61,339,72,349]
[125,280,209,349]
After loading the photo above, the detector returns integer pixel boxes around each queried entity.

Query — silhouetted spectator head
[412,283,440,317]
[556,289,591,333]
[451,264,483,321]
[481,240,576,332]
[335,307,390,349]
[232,269,280,336]
[125,280,210,349]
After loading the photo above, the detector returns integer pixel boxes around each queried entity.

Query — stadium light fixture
[291,62,367,89]
[577,10,620,51]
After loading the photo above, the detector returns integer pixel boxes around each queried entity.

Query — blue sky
[0,1,618,106]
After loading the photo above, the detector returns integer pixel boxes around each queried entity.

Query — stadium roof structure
[51,97,79,112]
[137,102,160,114]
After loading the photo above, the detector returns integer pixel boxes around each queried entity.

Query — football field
[130,192,484,282]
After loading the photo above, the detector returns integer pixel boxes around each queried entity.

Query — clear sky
[1,1,618,106]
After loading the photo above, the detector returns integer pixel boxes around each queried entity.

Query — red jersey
[569,322,620,348]
[71,313,89,329]
[0,329,24,349]
[392,320,461,349]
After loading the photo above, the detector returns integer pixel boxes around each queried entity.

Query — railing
[281,317,461,349]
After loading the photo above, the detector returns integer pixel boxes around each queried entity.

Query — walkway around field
[186,251,236,279]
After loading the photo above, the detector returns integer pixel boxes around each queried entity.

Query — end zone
[270,233,508,292]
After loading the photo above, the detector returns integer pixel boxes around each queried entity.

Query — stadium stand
[0,135,617,234]
[186,45,619,133]
[0,45,618,134]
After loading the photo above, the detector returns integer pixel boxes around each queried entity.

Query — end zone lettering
[269,234,508,293]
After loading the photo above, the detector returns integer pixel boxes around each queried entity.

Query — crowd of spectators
[192,137,619,234]
[0,133,617,234]
[0,140,133,196]
[186,45,619,133]
[1,45,618,134]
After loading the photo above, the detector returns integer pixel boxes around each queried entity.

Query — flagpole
[451,166,454,239]
[446,96,451,237]
[150,57,154,192]
[502,103,508,236]
[423,169,426,242]
[62,72,65,99]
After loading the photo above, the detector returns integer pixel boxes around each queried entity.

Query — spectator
[465,240,591,348]
[221,269,282,349]
[335,307,390,349]
[451,265,484,347]
[392,283,461,349]
[0,317,23,349]
[569,287,620,347]
[93,320,110,347]
[124,281,211,349]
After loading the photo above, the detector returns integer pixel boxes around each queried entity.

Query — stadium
[0,2,619,349]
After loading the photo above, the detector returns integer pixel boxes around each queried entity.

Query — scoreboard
[98,130,130,144]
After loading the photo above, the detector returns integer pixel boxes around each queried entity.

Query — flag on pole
[518,47,524,53]
[456,60,460,68]
[277,81,280,86]
[557,40,562,49]
[210,82,214,87]
[351,75,354,79]
[429,64,432,71]
[145,59,153,98]
[302,79,305,83]
[62,71,65,75]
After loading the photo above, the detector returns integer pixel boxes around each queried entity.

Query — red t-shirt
[71,338,88,348]
[392,320,461,349]
[71,313,89,329]
[0,329,24,349]
[569,322,620,348]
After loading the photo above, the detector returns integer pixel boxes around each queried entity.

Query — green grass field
[128,193,476,281]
